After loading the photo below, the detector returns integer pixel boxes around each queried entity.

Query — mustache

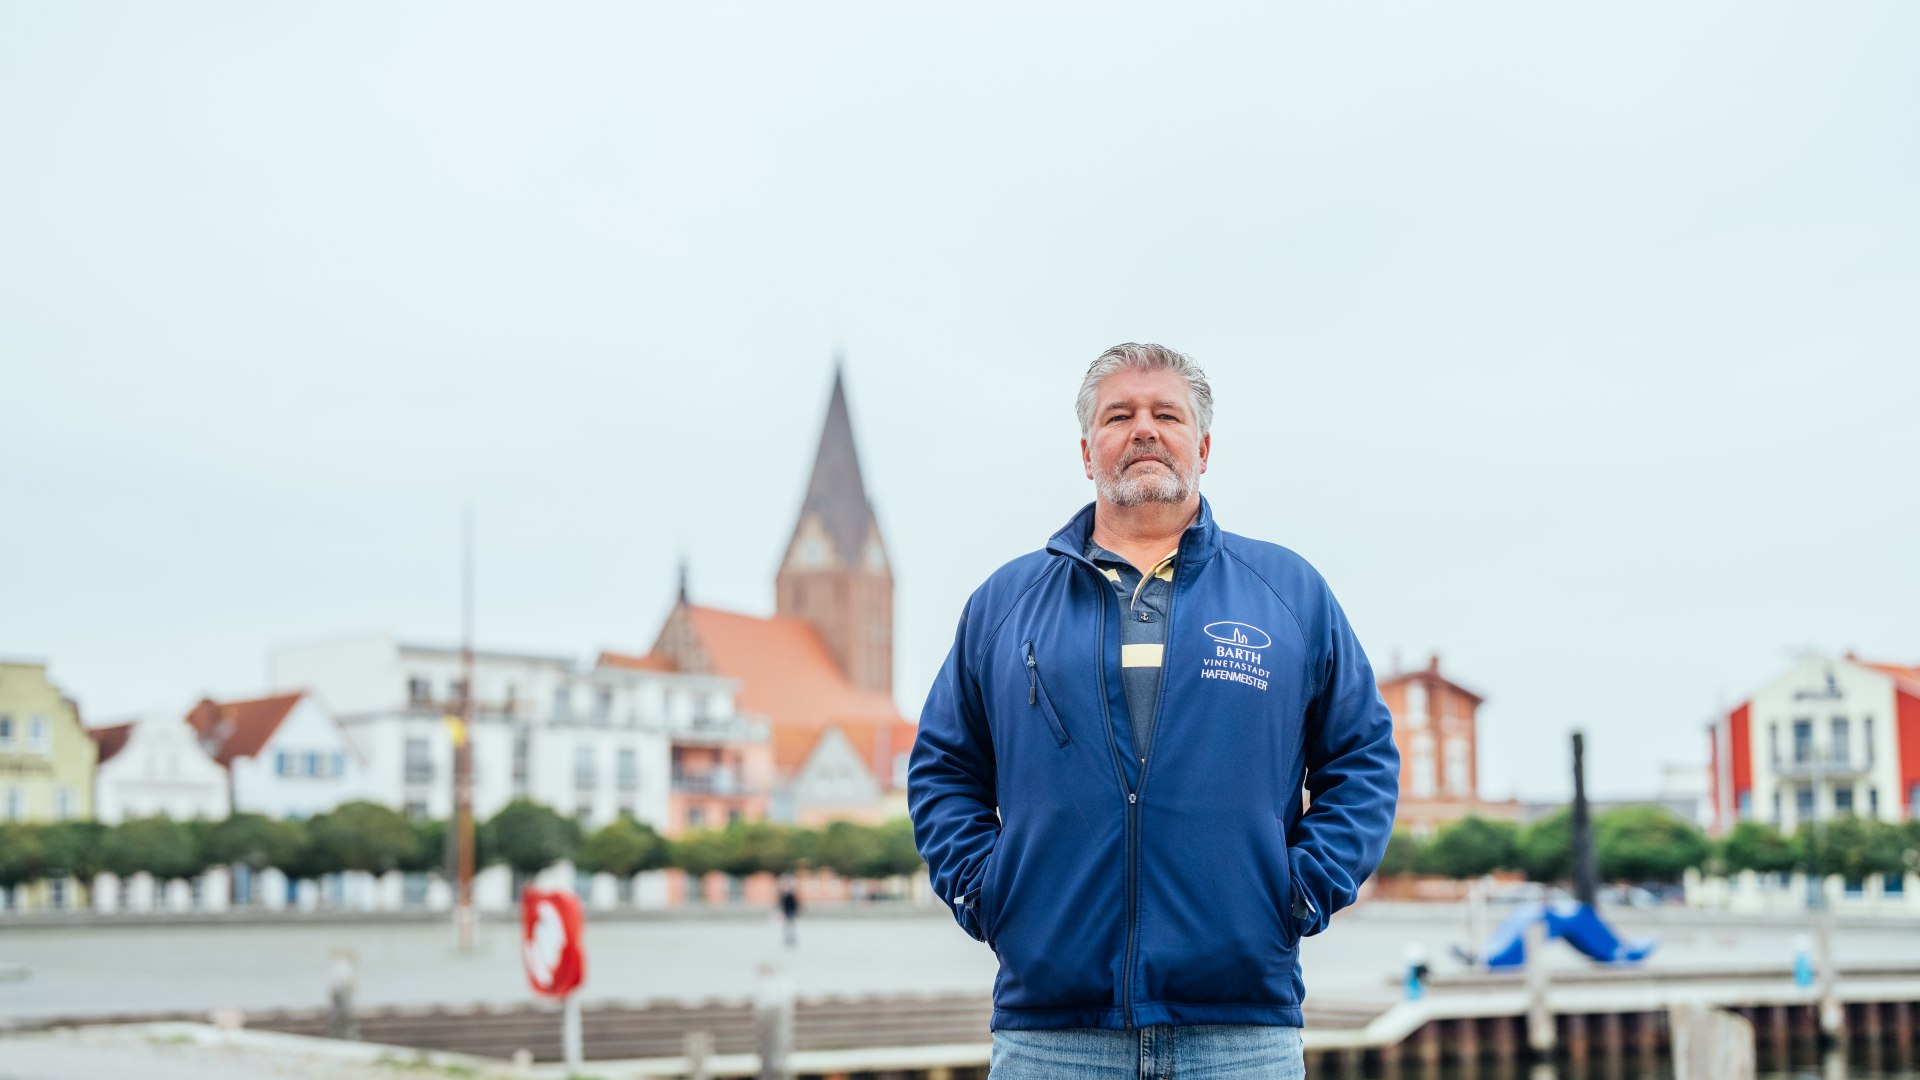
[1118,446,1173,469]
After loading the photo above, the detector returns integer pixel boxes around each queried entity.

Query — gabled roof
[597,650,677,673]
[1378,654,1486,705]
[790,366,881,567]
[1855,659,1920,697]
[186,692,304,766]
[610,602,911,782]
[88,722,134,765]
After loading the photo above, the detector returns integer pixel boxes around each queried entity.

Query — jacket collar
[1046,495,1223,570]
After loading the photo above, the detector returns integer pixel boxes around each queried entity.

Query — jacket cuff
[1288,848,1334,939]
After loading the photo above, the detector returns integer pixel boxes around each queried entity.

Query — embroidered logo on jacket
[1200,621,1272,691]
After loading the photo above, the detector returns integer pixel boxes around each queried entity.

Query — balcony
[671,772,757,797]
[1772,754,1871,779]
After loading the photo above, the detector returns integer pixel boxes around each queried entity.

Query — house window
[1405,682,1428,727]
[404,799,429,821]
[553,686,573,720]
[574,746,596,789]
[304,751,322,778]
[405,738,434,784]
[1795,787,1815,822]
[1911,784,1920,820]
[1769,722,1779,765]
[27,716,48,752]
[2,787,20,821]
[49,877,68,910]
[511,729,530,795]
[1772,791,1782,825]
[332,752,346,779]
[1443,738,1470,797]
[1865,716,1876,765]
[1831,717,1851,766]
[1791,719,1813,764]
[1411,734,1435,798]
[617,748,638,792]
[0,714,11,745]
[277,751,293,777]
[1835,787,1854,815]
[595,689,613,721]
[687,806,705,828]
[449,678,469,705]
[54,787,75,821]
[408,677,432,705]
[1738,792,1752,820]
[1868,787,1879,818]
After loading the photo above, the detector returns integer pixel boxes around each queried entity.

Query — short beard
[1096,449,1196,507]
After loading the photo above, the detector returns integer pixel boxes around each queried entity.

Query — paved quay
[3,902,1917,1025]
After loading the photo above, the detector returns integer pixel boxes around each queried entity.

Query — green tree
[485,800,580,880]
[99,816,207,882]
[204,813,307,875]
[1717,822,1800,875]
[1517,809,1573,883]
[1805,818,1908,880]
[0,823,47,889]
[577,816,670,878]
[39,821,106,884]
[307,802,418,875]
[1421,816,1518,879]
[670,828,731,897]
[812,820,885,881]
[872,817,924,879]
[1594,806,1709,883]
[399,817,447,876]
[721,822,801,877]
[1376,828,1428,877]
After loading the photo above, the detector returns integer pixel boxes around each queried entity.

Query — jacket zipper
[1085,587,1137,1029]
[1123,549,1179,1030]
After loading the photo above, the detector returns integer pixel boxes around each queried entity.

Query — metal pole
[755,962,795,1080]
[327,948,358,1041]
[1571,731,1598,908]
[562,993,583,1072]
[454,505,477,952]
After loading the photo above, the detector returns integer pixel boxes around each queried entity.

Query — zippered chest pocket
[1022,640,1072,748]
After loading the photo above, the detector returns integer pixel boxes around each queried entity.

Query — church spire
[777,361,893,695]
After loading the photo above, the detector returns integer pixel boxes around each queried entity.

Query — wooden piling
[1492,1014,1519,1065]
[1456,1016,1481,1065]
[1565,1012,1589,1065]
[1600,1010,1625,1063]
[1418,1020,1443,1073]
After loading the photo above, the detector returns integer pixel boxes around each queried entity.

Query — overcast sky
[4,3,1916,801]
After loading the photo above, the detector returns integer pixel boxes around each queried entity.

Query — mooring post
[561,993,583,1074]
[327,948,358,1041]
[755,962,795,1080]
[1525,919,1555,1057]
[686,1030,715,1080]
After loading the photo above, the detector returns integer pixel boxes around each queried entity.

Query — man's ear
[1081,437,1094,480]
[1198,432,1211,474]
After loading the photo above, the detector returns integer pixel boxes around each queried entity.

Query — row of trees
[0,800,925,893]
[1379,808,1920,884]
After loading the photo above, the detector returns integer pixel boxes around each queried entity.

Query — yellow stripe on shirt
[1121,643,1165,668]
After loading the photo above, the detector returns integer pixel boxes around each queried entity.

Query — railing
[672,774,757,796]
[1772,754,1870,778]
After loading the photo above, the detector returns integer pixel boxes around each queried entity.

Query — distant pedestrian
[776,874,801,948]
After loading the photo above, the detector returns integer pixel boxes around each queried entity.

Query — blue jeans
[990,1024,1304,1079]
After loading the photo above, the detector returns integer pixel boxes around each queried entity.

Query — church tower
[776,365,894,695]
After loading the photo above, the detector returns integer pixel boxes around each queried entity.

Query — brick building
[1377,655,1518,831]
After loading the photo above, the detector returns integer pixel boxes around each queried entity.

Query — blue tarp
[1474,901,1658,969]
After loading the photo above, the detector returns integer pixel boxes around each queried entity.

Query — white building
[89,709,230,823]
[1710,653,1920,834]
[187,691,368,819]
[270,631,753,831]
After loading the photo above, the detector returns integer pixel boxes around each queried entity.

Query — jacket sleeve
[1287,589,1400,937]
[906,598,1001,942]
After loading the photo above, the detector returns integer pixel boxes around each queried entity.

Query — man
[908,343,1400,1079]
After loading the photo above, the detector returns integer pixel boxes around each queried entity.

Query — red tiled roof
[616,604,911,783]
[1858,660,1920,697]
[88,722,134,765]
[597,650,677,672]
[186,692,303,766]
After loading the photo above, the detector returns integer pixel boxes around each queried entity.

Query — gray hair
[1076,343,1214,439]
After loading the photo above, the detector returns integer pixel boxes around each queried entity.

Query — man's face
[1081,367,1211,508]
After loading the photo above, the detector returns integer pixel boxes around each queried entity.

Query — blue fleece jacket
[907,498,1400,1031]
